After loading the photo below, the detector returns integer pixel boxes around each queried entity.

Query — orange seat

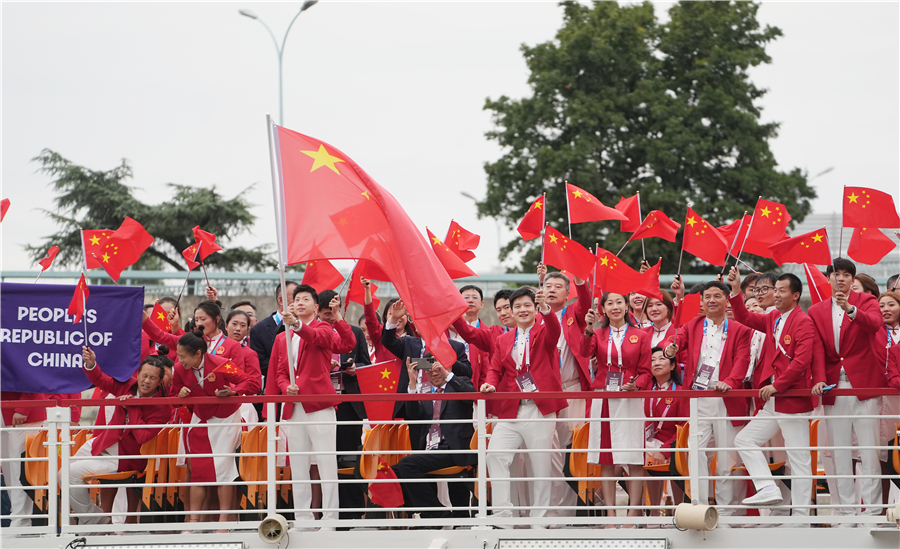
[568,422,600,505]
[24,430,51,513]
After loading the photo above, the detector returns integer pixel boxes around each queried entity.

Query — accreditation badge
[605,371,623,392]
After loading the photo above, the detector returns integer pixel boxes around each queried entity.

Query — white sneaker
[742,487,783,507]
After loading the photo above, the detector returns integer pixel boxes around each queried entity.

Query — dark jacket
[249,312,285,380]
[404,374,476,466]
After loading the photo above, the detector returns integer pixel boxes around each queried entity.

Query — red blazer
[483,311,567,419]
[669,316,752,426]
[887,343,900,389]
[644,323,676,348]
[0,392,47,426]
[84,364,172,471]
[452,319,509,415]
[363,302,401,363]
[171,352,260,421]
[644,382,688,452]
[580,324,652,391]
[807,292,886,404]
[272,319,355,417]
[558,282,594,391]
[729,295,817,414]
[142,318,247,371]
[140,327,182,363]
[241,344,263,391]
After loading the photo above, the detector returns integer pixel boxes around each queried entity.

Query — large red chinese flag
[355,359,402,422]
[593,248,662,301]
[628,211,681,243]
[444,220,480,263]
[270,122,466,366]
[68,274,90,324]
[768,228,831,266]
[38,246,60,271]
[566,183,628,224]
[847,227,897,265]
[543,225,595,280]
[301,259,345,292]
[673,293,702,329]
[149,302,172,332]
[192,226,223,260]
[0,198,9,222]
[428,228,477,279]
[517,195,545,241]
[95,217,155,281]
[369,457,405,509]
[82,229,113,270]
[683,207,729,267]
[803,263,832,305]
[615,194,641,233]
[744,199,791,258]
[843,187,900,228]
[346,261,381,311]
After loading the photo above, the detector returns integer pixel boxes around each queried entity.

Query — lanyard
[773,316,793,361]
[606,325,628,369]
[206,333,226,355]
[700,318,729,367]
[514,328,530,371]
[650,381,675,429]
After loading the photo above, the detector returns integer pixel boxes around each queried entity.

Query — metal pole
[476,398,488,527]
[688,397,700,504]
[267,401,277,516]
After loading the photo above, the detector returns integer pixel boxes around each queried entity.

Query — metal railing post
[688,396,700,505]
[476,398,488,526]
[46,406,70,534]
[267,401,277,517]
[58,408,73,533]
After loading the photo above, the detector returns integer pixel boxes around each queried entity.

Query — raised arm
[452,316,493,352]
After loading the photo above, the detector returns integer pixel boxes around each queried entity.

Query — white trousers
[486,401,555,518]
[694,397,741,514]
[0,419,41,527]
[825,379,882,516]
[734,398,812,517]
[69,439,117,525]
[281,406,338,522]
[550,381,584,517]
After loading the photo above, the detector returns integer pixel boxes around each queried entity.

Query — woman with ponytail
[142,301,247,370]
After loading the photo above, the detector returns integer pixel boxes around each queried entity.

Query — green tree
[480,1,814,274]
[26,149,277,271]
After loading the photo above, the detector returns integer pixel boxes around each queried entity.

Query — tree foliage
[480,1,815,274]
[26,149,277,271]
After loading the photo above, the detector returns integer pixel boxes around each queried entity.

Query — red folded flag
[517,195,546,241]
[615,194,642,233]
[683,207,729,267]
[543,225,595,280]
[0,198,10,222]
[346,261,381,311]
[768,227,831,266]
[566,183,628,224]
[428,228,477,279]
[558,269,580,301]
[82,229,113,270]
[673,293,702,329]
[593,248,662,301]
[444,220,480,263]
[847,227,897,265]
[369,457,405,509]
[192,226,223,261]
[628,210,681,243]
[355,359,402,422]
[271,123,467,367]
[38,246,60,271]
[803,263,832,305]
[181,241,202,270]
[68,273,90,324]
[743,199,791,258]
[843,187,900,228]
[210,360,250,378]
[717,214,752,256]
[301,259,345,292]
[94,217,155,281]
[149,302,172,332]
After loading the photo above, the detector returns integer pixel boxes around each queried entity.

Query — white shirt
[699,318,726,385]
[889,325,900,345]
[650,322,672,347]
[745,330,765,381]
[407,373,454,393]
[556,309,579,384]
[774,307,793,346]
[192,357,206,388]
[830,296,858,354]
[513,324,533,368]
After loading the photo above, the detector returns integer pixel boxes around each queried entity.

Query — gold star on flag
[431,236,441,245]
[533,200,543,209]
[380,369,391,379]
[572,190,583,199]
[686,216,697,227]
[300,144,345,174]
[847,192,859,204]
[549,234,558,244]
[600,256,609,266]
[89,235,100,246]
[157,312,166,321]
[361,191,371,200]
[812,233,823,243]
[760,206,772,217]
[102,253,110,263]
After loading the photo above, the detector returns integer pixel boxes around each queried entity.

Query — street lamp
[239,1,318,125]
[460,192,503,271]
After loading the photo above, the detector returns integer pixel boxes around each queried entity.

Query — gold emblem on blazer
[783,335,792,345]
[208,373,216,382]
[629,335,639,344]
[567,317,574,326]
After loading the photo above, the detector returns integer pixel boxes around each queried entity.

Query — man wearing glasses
[752,273,779,312]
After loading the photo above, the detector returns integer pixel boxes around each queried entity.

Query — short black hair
[758,271,778,287]
[825,257,857,278]
[544,271,570,291]
[740,272,761,293]
[702,281,731,297]
[459,285,483,301]
[226,309,251,326]
[318,289,338,310]
[777,273,803,296]
[230,300,257,314]
[493,288,513,304]
[357,314,366,326]
[276,280,299,300]
[888,274,899,292]
[178,327,208,356]
[509,287,536,307]
[292,284,319,304]
[686,283,705,295]
[143,304,154,312]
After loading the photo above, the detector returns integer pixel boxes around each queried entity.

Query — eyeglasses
[753,286,774,295]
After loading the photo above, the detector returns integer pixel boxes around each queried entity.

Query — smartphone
[340,358,354,370]
[412,357,435,370]
[822,383,837,393]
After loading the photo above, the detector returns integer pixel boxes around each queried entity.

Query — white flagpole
[267,114,297,384]
[637,191,645,261]
[734,198,760,268]
[721,210,748,275]
[565,181,572,239]
[80,272,89,346]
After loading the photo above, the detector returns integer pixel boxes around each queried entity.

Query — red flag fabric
[369,457,405,509]
[516,195,545,241]
[355,360,402,422]
[68,274,90,324]
[210,360,250,378]
[428,228,477,279]
[674,293,702,329]
[0,198,9,222]
[847,227,898,265]
[192,226,223,261]
[149,302,172,332]
[301,259,345,292]
[593,248,663,301]
[615,194,641,233]
[444,220,480,263]
[82,229,113,270]
[628,211,681,243]
[543,225,595,280]
[346,269,380,311]
[744,199,791,258]
[94,217,155,281]
[271,123,467,367]
[566,183,628,224]
[683,207,729,267]
[181,241,202,270]
[768,228,832,266]
[843,187,900,228]
[717,214,752,256]
[558,269,579,302]
[803,263,832,305]
[38,246,60,271]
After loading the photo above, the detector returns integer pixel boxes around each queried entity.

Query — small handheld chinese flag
[68,274,90,324]
[615,194,641,233]
[843,187,900,228]
[210,360,250,379]
[847,227,897,265]
[768,228,831,266]
[673,293,702,329]
[628,211,681,243]
[743,199,791,258]
[517,195,545,241]
[346,261,380,311]
[355,359,402,422]
[543,226,595,280]
[96,217,155,281]
[566,183,627,224]
[149,302,172,332]
[368,457,405,509]
[428,228,477,279]
[593,248,662,301]
[682,207,729,267]
[82,229,113,270]
[182,241,202,270]
[717,214,752,256]
[803,263,832,305]
[444,220,480,263]
[0,198,10,222]
[38,246,60,271]
[192,226,223,261]
[301,259,345,292]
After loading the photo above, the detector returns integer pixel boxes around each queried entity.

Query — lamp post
[461,191,503,272]
[239,0,318,126]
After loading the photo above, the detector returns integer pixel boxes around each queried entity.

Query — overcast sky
[2,1,898,277]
